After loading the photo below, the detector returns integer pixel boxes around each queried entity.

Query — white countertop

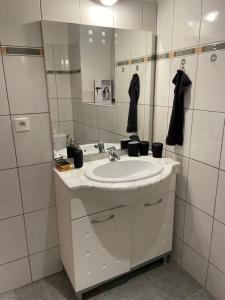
[54,155,179,192]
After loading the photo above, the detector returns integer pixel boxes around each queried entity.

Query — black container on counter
[120,139,131,150]
[152,142,163,158]
[139,141,149,156]
[128,141,139,157]
[73,147,83,168]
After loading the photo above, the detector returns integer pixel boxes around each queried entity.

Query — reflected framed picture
[94,80,112,104]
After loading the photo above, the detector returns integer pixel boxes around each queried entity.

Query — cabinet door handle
[91,214,115,224]
[144,198,162,207]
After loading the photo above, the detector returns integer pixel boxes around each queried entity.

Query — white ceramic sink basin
[84,158,164,183]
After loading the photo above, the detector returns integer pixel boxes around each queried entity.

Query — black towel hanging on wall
[166,69,192,146]
[127,73,140,133]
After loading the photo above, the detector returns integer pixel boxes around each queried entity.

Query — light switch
[14,117,30,132]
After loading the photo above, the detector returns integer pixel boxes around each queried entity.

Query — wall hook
[180,58,186,71]
[122,67,125,72]
[211,53,217,62]
[136,65,139,71]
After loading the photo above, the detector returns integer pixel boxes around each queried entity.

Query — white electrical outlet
[14,117,31,132]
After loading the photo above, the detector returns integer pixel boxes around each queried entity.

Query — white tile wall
[215,171,225,224]
[3,56,48,114]
[19,163,55,213]
[190,110,224,168]
[25,207,59,255]
[184,204,213,259]
[30,247,62,281]
[155,59,171,106]
[210,220,225,273]
[12,113,52,166]
[186,159,218,216]
[207,263,225,300]
[155,0,225,296]
[0,0,157,294]
[0,216,28,265]
[0,0,42,47]
[194,51,225,112]
[200,0,225,45]
[174,198,185,239]
[41,0,80,23]
[0,258,31,294]
[172,0,201,50]
[0,169,22,220]
[182,243,208,286]
[0,57,9,116]
[0,116,17,170]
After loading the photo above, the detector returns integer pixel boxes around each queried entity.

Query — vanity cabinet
[54,169,176,297]
[72,207,130,291]
[130,192,175,268]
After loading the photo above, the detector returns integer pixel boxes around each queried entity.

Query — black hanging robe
[127,73,140,133]
[166,70,192,146]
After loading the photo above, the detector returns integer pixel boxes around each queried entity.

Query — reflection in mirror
[42,21,156,158]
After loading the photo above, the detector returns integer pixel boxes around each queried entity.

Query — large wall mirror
[42,21,156,157]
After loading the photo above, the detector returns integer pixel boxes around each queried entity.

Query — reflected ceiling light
[88,37,93,43]
[100,0,118,6]
[204,11,219,22]
[101,39,106,44]
[101,31,106,37]
[88,29,93,35]
[188,21,194,27]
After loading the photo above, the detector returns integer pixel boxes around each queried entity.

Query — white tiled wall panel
[0,216,28,265]
[171,236,183,265]
[186,159,218,216]
[153,106,168,145]
[114,0,142,30]
[0,57,9,116]
[80,0,113,28]
[41,0,80,23]
[190,110,225,167]
[215,171,225,224]
[207,263,225,300]
[30,247,62,281]
[0,0,42,47]
[194,51,225,112]
[155,59,171,106]
[0,169,22,220]
[0,116,17,170]
[3,56,48,114]
[172,0,201,50]
[182,243,208,286]
[25,207,59,255]
[184,204,213,259]
[157,0,174,53]
[200,0,225,45]
[0,258,31,294]
[173,198,185,239]
[19,163,55,213]
[13,113,52,167]
[210,220,225,273]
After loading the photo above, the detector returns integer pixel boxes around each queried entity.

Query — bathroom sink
[84,158,164,183]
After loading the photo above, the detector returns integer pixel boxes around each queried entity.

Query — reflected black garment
[127,73,140,133]
[166,70,192,146]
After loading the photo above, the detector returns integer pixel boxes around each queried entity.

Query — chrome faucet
[108,147,120,161]
[95,142,105,153]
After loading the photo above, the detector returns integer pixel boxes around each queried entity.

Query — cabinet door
[130,192,175,268]
[72,206,130,291]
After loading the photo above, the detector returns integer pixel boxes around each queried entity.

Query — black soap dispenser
[73,144,83,169]
[66,136,75,159]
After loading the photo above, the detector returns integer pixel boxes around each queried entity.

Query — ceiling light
[100,0,118,6]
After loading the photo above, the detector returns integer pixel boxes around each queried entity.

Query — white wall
[155,0,225,299]
[0,0,157,294]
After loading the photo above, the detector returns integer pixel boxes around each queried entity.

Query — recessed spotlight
[100,0,118,6]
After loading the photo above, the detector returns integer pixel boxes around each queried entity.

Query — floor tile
[184,288,215,300]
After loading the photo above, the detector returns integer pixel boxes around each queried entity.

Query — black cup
[152,142,163,158]
[120,139,131,150]
[139,141,149,156]
[128,141,139,157]
[73,148,83,168]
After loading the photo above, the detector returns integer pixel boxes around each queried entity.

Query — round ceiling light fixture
[100,0,118,6]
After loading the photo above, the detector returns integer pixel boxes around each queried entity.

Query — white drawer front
[130,192,175,268]
[72,206,130,291]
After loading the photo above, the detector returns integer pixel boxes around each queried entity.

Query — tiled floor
[0,262,215,300]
